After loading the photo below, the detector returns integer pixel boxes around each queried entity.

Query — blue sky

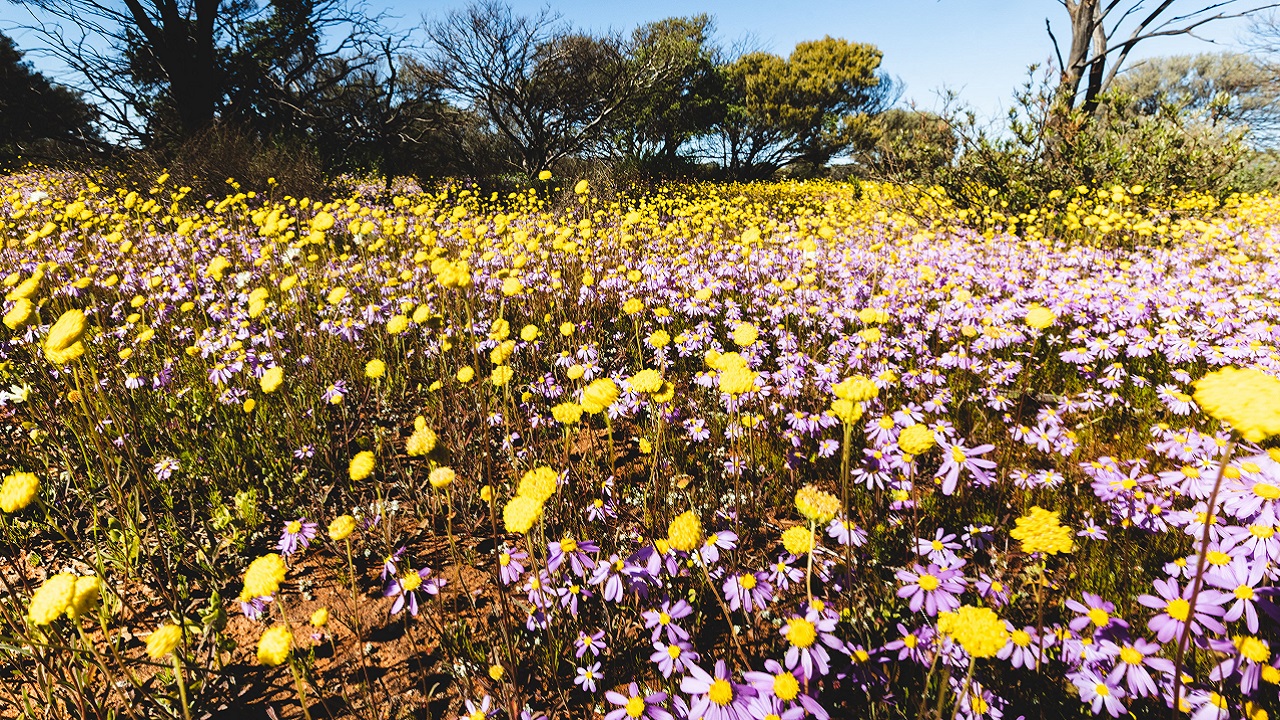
[1,0,1262,116]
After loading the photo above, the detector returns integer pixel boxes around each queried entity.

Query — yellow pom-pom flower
[1010,506,1075,555]
[1193,367,1280,443]
[732,322,759,347]
[242,553,287,599]
[718,363,758,396]
[832,376,878,402]
[43,308,87,365]
[3,298,33,330]
[27,573,76,625]
[628,369,663,394]
[551,402,583,425]
[582,378,619,414]
[66,576,100,620]
[781,526,816,555]
[328,515,356,541]
[256,625,293,666]
[386,314,410,334]
[898,424,936,456]
[146,624,184,660]
[259,366,283,393]
[429,467,456,490]
[938,605,1008,658]
[1024,304,1056,330]
[1,471,40,513]
[516,466,558,502]
[310,607,330,628]
[667,511,704,553]
[795,485,840,524]
[407,424,437,457]
[348,451,375,481]
[503,496,543,534]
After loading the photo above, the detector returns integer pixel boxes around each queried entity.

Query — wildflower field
[3,172,1280,720]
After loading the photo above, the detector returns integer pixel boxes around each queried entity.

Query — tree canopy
[0,31,98,164]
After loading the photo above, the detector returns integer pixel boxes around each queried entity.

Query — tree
[15,0,381,143]
[709,37,895,179]
[305,42,467,184]
[604,15,725,171]
[1110,53,1280,141]
[1048,0,1279,117]
[426,1,708,177]
[0,31,98,162]
[850,107,957,177]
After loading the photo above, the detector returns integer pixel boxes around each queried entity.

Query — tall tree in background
[1110,52,1279,141]
[710,37,895,179]
[0,31,98,162]
[15,0,381,143]
[427,1,725,177]
[306,41,475,183]
[604,14,724,171]
[1050,0,1278,117]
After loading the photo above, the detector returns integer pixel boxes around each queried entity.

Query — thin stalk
[1171,437,1236,715]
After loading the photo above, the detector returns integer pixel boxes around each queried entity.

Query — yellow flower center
[1088,608,1110,627]
[667,645,682,658]
[1095,683,1110,697]
[707,679,733,706]
[1011,630,1031,647]
[1166,598,1190,622]
[931,540,944,551]
[626,696,646,718]
[903,633,918,648]
[1207,550,1231,566]
[1250,525,1275,539]
[918,573,939,591]
[772,672,800,701]
[560,538,578,553]
[286,521,302,534]
[740,574,757,590]
[658,612,671,625]
[1236,635,1271,663]
[1119,646,1143,665]
[787,618,817,648]
[499,552,511,566]
[1237,585,1257,601]
[1254,483,1280,500]
[951,446,966,463]
[400,572,422,592]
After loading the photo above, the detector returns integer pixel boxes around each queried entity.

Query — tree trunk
[1080,17,1109,115]
[1055,0,1100,113]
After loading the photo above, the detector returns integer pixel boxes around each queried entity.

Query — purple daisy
[276,517,318,556]
[386,566,444,617]
[1137,577,1227,643]
[680,660,756,720]
[604,683,672,720]
[895,562,966,616]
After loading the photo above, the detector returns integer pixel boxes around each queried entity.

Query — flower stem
[172,655,192,720]
[1171,436,1236,716]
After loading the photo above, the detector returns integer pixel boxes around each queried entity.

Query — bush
[879,66,1275,215]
